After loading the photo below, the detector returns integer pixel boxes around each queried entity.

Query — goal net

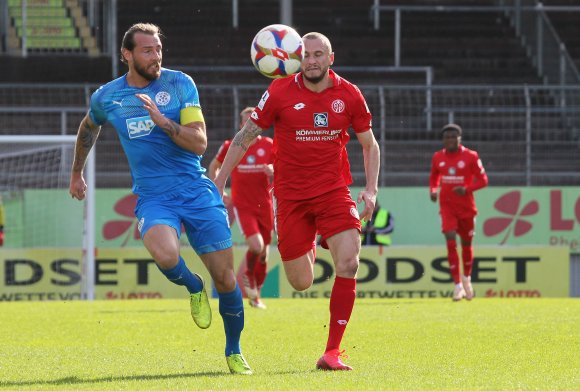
[0,135,96,300]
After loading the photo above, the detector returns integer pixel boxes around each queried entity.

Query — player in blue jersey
[68,23,252,375]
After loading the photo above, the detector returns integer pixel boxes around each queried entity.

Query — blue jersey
[89,68,204,197]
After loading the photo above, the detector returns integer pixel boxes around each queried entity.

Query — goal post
[0,135,96,300]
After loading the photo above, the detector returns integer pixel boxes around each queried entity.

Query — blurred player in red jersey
[208,107,274,309]
[214,32,380,371]
[429,124,489,301]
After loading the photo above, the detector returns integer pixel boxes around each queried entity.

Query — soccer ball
[250,24,304,79]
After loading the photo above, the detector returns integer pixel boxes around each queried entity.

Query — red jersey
[429,145,488,215]
[250,70,372,201]
[216,135,274,210]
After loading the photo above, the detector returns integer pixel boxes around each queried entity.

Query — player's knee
[213,269,237,293]
[289,277,313,291]
[248,244,263,255]
[335,257,359,278]
[247,235,265,254]
[444,231,457,241]
[154,254,179,270]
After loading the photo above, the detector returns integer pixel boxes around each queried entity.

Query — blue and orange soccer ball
[250,24,304,79]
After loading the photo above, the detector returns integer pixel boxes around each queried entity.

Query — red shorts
[440,207,476,240]
[234,204,273,245]
[274,186,361,261]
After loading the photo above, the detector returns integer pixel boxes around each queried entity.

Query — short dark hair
[440,123,462,136]
[120,23,163,64]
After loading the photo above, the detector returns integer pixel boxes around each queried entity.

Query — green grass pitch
[0,298,578,390]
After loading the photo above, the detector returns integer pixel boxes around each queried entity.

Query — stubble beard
[302,66,329,85]
[135,61,161,81]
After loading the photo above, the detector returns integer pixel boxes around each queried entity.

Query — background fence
[1,82,579,188]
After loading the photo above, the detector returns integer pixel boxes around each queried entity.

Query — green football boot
[226,353,253,375]
[189,273,211,329]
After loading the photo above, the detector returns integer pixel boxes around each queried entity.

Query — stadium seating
[1,0,579,187]
[542,0,580,72]
[5,0,98,55]
[112,0,544,85]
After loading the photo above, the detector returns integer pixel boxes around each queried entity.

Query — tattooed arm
[136,93,206,155]
[69,114,102,200]
[214,119,264,196]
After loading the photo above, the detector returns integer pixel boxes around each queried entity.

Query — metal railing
[1,82,579,187]
[501,0,580,86]
[369,1,580,85]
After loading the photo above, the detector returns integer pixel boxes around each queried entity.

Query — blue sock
[157,256,203,294]
[218,284,244,356]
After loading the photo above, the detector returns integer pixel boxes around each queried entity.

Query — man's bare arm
[72,114,101,174]
[356,129,380,222]
[136,93,207,155]
[214,120,264,195]
[207,156,222,181]
[231,119,262,151]
[69,114,101,200]
[165,120,207,155]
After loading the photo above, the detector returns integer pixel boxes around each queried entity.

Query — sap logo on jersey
[126,116,156,139]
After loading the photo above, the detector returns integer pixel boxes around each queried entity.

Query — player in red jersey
[208,107,274,309]
[215,32,380,371]
[429,123,489,301]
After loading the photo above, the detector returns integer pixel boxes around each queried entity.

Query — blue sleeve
[178,72,201,110]
[88,88,108,126]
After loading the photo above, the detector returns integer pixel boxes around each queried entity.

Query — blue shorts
[134,176,232,255]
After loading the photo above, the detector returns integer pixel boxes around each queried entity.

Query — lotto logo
[126,116,155,139]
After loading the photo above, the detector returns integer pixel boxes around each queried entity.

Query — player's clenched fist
[69,172,87,200]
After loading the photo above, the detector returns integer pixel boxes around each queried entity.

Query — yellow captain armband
[180,106,205,125]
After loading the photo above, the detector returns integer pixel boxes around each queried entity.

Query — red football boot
[316,349,353,371]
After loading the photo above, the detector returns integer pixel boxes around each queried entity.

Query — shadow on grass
[355,300,424,306]
[97,309,184,314]
[0,371,227,387]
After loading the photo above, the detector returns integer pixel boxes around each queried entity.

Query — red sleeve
[429,152,440,193]
[251,83,279,130]
[350,85,373,133]
[466,152,488,193]
[215,140,232,164]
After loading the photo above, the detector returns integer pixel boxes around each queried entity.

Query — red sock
[326,276,356,352]
[244,251,259,289]
[462,244,473,277]
[446,240,461,284]
[254,257,267,289]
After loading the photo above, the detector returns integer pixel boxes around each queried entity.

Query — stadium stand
[113,0,543,85]
[294,0,542,84]
[2,0,542,84]
[5,0,98,54]
[543,0,580,72]
[1,0,579,187]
